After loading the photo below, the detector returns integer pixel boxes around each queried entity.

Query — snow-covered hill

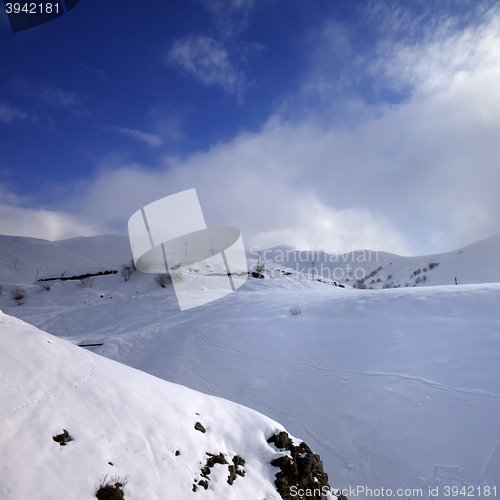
[0,310,338,499]
[1,234,500,499]
[0,235,98,284]
[0,234,132,284]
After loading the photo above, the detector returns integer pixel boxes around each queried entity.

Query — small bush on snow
[95,475,129,500]
[154,273,171,288]
[80,277,94,287]
[289,305,302,315]
[121,258,137,282]
[10,287,26,305]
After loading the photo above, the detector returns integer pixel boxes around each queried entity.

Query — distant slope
[0,234,133,284]
[255,234,500,287]
[0,310,337,500]
[0,235,97,284]
[4,232,499,288]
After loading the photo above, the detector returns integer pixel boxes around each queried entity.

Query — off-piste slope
[0,310,338,500]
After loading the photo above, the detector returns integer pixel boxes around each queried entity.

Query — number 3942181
[5,3,59,14]
[444,486,497,497]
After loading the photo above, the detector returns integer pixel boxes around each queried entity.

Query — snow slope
[2,271,500,498]
[0,234,133,284]
[0,310,332,500]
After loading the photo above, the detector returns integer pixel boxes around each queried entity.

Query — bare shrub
[154,273,171,288]
[80,277,94,287]
[40,283,52,291]
[255,261,265,274]
[121,259,137,281]
[53,429,73,446]
[289,305,302,315]
[95,475,129,500]
[11,287,26,305]
[251,260,266,279]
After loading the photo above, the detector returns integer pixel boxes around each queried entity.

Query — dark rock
[95,485,124,500]
[227,455,246,484]
[268,431,337,500]
[198,480,209,490]
[206,452,227,468]
[175,450,180,456]
[227,465,237,485]
[232,455,245,467]
[268,431,294,451]
[194,422,206,433]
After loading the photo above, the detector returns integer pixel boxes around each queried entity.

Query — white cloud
[369,4,500,97]
[0,186,104,241]
[0,205,101,241]
[0,102,27,123]
[167,35,245,96]
[251,197,411,255]
[74,24,500,256]
[116,127,162,147]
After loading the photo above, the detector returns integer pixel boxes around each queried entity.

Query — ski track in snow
[106,319,500,493]
[131,323,500,406]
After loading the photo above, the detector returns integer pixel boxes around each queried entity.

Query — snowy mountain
[1,233,500,499]
[254,234,500,288]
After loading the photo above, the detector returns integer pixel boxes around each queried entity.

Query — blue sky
[1,0,500,255]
